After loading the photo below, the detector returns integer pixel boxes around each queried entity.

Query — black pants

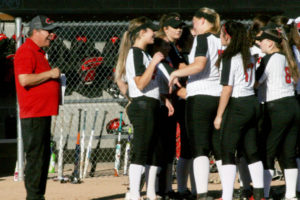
[185,95,221,160]
[221,95,260,165]
[263,96,300,170]
[153,105,176,166]
[127,96,160,165]
[174,99,192,159]
[21,116,51,200]
[297,94,300,157]
[155,99,192,166]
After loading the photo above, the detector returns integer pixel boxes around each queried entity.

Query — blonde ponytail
[114,31,131,82]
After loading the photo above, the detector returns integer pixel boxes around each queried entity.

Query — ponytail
[279,26,299,82]
[114,31,131,82]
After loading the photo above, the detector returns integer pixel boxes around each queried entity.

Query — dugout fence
[14,20,133,179]
[6,18,250,180]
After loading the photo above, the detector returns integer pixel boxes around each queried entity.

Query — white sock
[193,156,209,194]
[146,165,159,200]
[221,164,237,200]
[177,157,191,193]
[284,168,298,199]
[296,158,300,192]
[248,161,264,188]
[190,160,197,195]
[264,169,274,198]
[166,163,173,192]
[215,160,223,184]
[129,164,145,200]
[238,157,252,189]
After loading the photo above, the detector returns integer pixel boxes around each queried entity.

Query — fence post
[15,17,24,181]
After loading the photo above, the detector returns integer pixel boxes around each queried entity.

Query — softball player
[289,17,300,197]
[255,23,300,199]
[115,16,164,200]
[232,15,271,200]
[213,21,264,200]
[169,7,223,199]
[147,36,177,199]
[155,13,196,199]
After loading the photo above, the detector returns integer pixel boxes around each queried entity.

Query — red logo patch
[45,18,54,24]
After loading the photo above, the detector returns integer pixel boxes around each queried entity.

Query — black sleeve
[162,61,175,75]
[195,34,208,57]
[255,54,271,82]
[133,48,146,76]
[220,57,231,86]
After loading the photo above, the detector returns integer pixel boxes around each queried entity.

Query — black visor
[194,11,216,23]
[131,21,159,36]
[255,31,282,43]
[163,17,185,28]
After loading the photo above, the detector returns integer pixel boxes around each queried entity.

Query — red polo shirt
[14,38,59,118]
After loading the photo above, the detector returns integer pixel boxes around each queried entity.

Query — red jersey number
[285,66,291,84]
[245,63,254,82]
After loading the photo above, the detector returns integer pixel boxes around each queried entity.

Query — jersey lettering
[245,63,254,82]
[285,66,291,84]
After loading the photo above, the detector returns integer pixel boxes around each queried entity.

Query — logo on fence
[80,57,103,84]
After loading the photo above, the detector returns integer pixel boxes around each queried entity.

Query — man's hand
[50,67,60,79]
[19,67,61,87]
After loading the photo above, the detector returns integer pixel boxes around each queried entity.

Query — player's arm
[176,87,186,99]
[134,52,164,90]
[18,67,60,87]
[171,56,207,78]
[214,85,232,130]
[116,79,129,98]
[178,62,188,69]
[255,55,270,88]
[214,57,233,130]
[169,35,209,86]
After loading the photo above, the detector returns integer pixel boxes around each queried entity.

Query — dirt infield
[0,171,285,200]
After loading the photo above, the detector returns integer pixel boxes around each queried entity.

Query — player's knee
[222,151,235,165]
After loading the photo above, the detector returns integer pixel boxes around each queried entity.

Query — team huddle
[114,7,300,200]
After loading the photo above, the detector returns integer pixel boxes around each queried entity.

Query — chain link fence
[21,21,133,178]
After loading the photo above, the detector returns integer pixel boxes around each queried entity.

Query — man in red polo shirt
[14,15,60,200]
